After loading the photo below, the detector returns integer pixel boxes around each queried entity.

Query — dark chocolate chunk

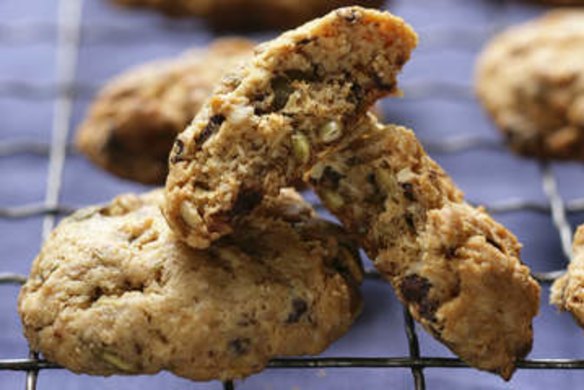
[331,255,357,284]
[401,275,431,304]
[418,300,439,322]
[271,76,294,111]
[286,298,308,323]
[196,114,225,146]
[229,338,251,356]
[401,182,416,201]
[404,212,416,232]
[350,82,364,106]
[231,188,263,216]
[400,275,437,322]
[320,166,344,188]
[90,286,103,303]
[444,246,457,260]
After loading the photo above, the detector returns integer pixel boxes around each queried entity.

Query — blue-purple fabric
[1,0,582,389]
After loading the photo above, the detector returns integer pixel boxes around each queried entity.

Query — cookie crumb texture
[551,226,584,328]
[18,189,363,381]
[75,38,254,184]
[309,115,540,379]
[476,11,584,160]
[111,0,385,30]
[165,7,418,248]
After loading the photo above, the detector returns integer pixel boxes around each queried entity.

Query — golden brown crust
[75,38,254,184]
[18,189,363,381]
[309,115,540,379]
[164,7,418,249]
[475,10,584,160]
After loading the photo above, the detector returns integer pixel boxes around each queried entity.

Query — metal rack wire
[1,0,584,389]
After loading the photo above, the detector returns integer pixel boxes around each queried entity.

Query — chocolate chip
[298,37,313,45]
[418,300,438,322]
[229,338,251,355]
[270,76,294,111]
[196,114,225,146]
[231,188,263,216]
[350,82,364,106]
[404,212,415,232]
[90,286,103,303]
[169,139,185,164]
[444,246,457,259]
[401,182,416,201]
[401,275,430,304]
[320,166,344,188]
[400,275,437,322]
[331,256,355,283]
[286,298,308,323]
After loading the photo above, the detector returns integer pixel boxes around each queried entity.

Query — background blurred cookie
[76,38,254,185]
[475,11,584,160]
[18,189,363,381]
[110,0,385,30]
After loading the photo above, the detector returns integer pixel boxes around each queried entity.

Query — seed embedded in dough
[319,120,343,144]
[180,201,202,228]
[101,352,133,371]
[292,133,311,165]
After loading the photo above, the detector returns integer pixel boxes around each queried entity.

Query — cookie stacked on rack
[19,7,541,383]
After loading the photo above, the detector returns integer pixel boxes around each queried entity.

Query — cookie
[551,226,584,328]
[308,115,540,379]
[76,38,254,184]
[18,189,363,381]
[476,10,584,160]
[164,7,418,249]
[111,0,385,31]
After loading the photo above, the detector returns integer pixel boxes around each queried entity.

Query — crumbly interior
[551,226,584,328]
[18,189,363,381]
[75,38,254,184]
[165,7,418,248]
[476,10,584,160]
[309,115,540,379]
[112,0,385,30]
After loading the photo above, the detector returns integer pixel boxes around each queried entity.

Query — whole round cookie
[551,225,584,328]
[75,38,254,184]
[476,11,584,160]
[309,115,540,379]
[111,0,386,30]
[18,189,363,381]
[165,7,418,249]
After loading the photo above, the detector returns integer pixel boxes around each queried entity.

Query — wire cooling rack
[1,0,584,389]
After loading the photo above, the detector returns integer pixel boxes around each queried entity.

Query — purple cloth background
[1,0,583,388]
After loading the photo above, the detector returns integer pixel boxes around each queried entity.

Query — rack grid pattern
[1,0,584,389]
